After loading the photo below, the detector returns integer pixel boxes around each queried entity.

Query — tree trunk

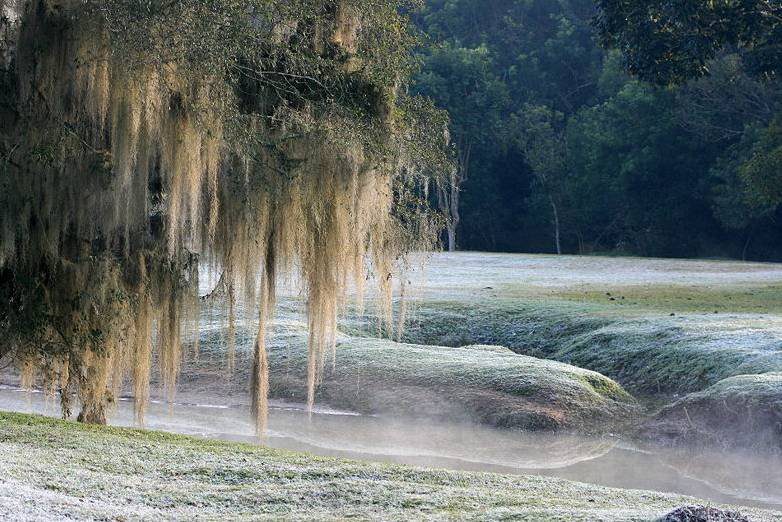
[77,401,107,425]
[549,195,562,255]
[742,229,753,261]
[76,365,110,425]
[436,139,470,253]
[447,168,460,252]
[446,225,457,252]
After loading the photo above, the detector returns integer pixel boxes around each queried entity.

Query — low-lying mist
[2,384,780,511]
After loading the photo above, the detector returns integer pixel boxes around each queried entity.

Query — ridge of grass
[189,321,638,434]
[385,297,782,395]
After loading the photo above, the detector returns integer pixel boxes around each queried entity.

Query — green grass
[1,411,780,521]
[550,283,782,315]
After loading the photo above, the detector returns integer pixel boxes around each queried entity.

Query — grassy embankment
[1,411,780,521]
[387,285,782,396]
[644,371,782,452]
[342,254,782,449]
[267,330,637,433]
[185,320,638,434]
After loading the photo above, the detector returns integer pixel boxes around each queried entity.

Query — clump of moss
[0,0,450,433]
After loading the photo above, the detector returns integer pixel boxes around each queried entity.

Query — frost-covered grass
[393,300,782,395]
[265,328,637,433]
[408,253,782,304]
[645,372,782,453]
[186,320,637,434]
[379,253,782,395]
[1,411,780,521]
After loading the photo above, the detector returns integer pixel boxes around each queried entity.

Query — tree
[710,143,776,260]
[595,2,782,252]
[739,117,782,207]
[0,0,449,432]
[567,82,721,256]
[414,44,508,251]
[515,105,569,255]
[413,0,606,253]
[595,0,782,85]
[674,54,781,142]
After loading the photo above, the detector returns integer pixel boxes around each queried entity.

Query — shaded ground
[644,372,782,452]
[2,412,781,521]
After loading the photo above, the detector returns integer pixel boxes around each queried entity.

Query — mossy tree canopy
[0,0,451,431]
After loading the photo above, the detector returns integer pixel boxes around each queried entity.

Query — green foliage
[566,82,721,256]
[413,0,602,253]
[593,1,782,218]
[740,118,782,207]
[414,0,782,259]
[594,0,782,84]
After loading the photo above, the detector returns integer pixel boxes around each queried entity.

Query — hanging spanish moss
[0,0,451,434]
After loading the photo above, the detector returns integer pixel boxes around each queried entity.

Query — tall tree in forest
[414,44,507,251]
[515,105,569,255]
[0,0,449,432]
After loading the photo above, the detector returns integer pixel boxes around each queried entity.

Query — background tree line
[413,0,782,261]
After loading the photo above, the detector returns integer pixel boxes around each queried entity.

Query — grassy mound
[186,320,638,434]
[264,326,637,433]
[643,373,782,453]
[1,411,780,521]
[386,299,782,396]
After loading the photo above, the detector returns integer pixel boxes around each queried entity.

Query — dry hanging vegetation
[0,0,451,433]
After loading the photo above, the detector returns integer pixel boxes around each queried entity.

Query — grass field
[384,253,782,396]
[2,411,780,521]
[3,252,782,518]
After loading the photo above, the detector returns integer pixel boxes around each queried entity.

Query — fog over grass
[3,412,781,521]
[3,252,782,518]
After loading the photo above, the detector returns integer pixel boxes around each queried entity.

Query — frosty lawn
[1,411,780,521]
[388,253,782,396]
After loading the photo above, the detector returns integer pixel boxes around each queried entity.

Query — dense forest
[413,0,782,260]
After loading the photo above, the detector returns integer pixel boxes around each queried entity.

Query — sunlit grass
[550,284,782,315]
